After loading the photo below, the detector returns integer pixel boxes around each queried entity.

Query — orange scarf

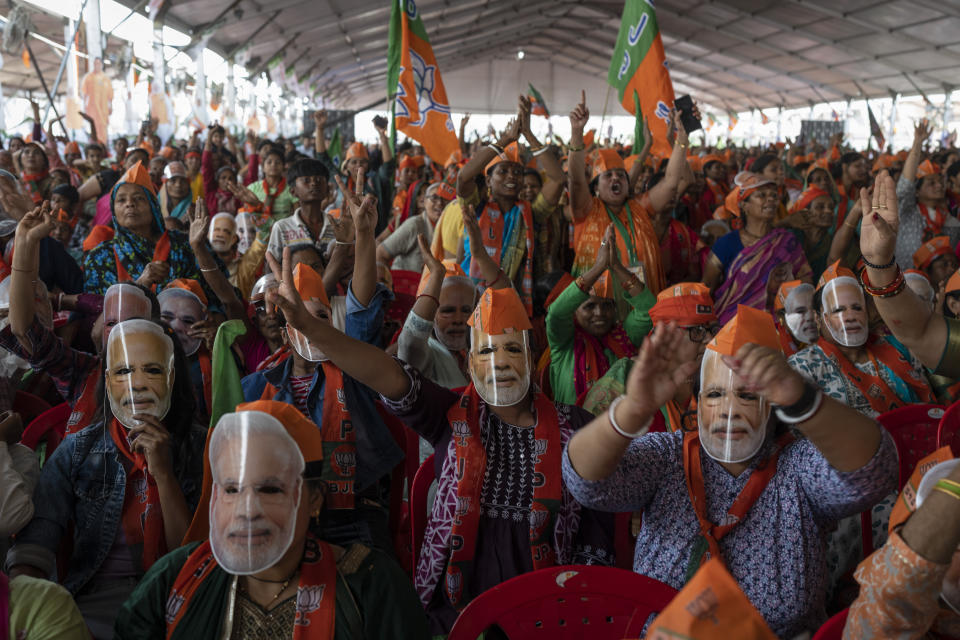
[664,396,696,433]
[774,320,800,358]
[817,338,935,414]
[108,418,166,570]
[572,197,665,293]
[444,386,561,609]
[918,203,949,238]
[682,430,792,581]
[259,362,355,510]
[114,231,171,291]
[261,177,287,218]
[67,368,102,435]
[164,535,336,640]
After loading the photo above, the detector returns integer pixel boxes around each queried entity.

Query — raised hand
[14,200,53,246]
[859,170,898,268]
[187,197,210,247]
[913,119,932,146]
[569,90,589,137]
[137,261,170,288]
[418,233,443,275]
[188,318,217,352]
[518,95,533,136]
[313,109,328,130]
[265,246,310,330]
[497,117,521,148]
[623,323,701,419]
[334,169,377,235]
[721,343,806,407]
[225,181,262,207]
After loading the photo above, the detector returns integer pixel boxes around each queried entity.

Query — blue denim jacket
[240,281,404,492]
[7,422,204,595]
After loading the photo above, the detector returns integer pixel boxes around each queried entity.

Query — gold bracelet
[568,144,585,152]
[933,485,960,501]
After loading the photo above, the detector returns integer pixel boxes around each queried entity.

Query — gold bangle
[933,485,960,501]
[568,144,585,153]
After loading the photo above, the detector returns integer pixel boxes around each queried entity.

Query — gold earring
[311,509,321,518]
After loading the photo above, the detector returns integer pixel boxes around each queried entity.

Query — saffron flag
[728,111,739,131]
[608,0,675,157]
[528,83,549,117]
[760,112,770,125]
[387,0,459,164]
[867,103,886,150]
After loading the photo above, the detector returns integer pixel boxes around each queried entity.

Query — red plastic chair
[12,390,52,427]
[876,404,946,488]
[937,399,960,454]
[410,454,436,572]
[447,565,678,640]
[19,402,70,455]
[812,607,849,640]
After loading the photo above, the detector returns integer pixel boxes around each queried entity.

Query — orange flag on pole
[608,0,675,158]
[387,0,459,164]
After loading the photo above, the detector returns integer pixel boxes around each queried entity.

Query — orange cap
[293,262,330,308]
[64,141,81,155]
[120,161,157,196]
[702,154,723,169]
[485,142,521,174]
[589,271,614,299]
[235,400,326,465]
[917,159,940,179]
[649,282,715,326]
[723,188,742,217]
[790,186,832,214]
[913,235,953,270]
[817,259,857,291]
[162,278,208,307]
[468,286,532,334]
[687,156,703,173]
[416,259,467,297]
[591,149,625,181]
[872,154,894,173]
[946,270,960,294]
[706,305,782,356]
[82,224,115,251]
[775,280,805,312]
[345,142,368,162]
[398,154,425,171]
[159,146,176,160]
[582,129,595,148]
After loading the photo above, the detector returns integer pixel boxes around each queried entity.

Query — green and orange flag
[608,0,675,157]
[387,0,459,165]
[528,83,549,117]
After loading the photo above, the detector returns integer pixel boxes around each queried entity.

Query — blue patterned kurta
[561,428,898,638]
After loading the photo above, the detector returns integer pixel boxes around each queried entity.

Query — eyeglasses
[683,324,721,342]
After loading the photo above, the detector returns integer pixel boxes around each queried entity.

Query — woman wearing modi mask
[704,172,812,324]
[115,400,427,640]
[7,319,205,639]
[262,249,615,636]
[773,280,819,357]
[788,260,935,419]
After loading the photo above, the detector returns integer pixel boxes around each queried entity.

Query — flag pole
[599,84,612,145]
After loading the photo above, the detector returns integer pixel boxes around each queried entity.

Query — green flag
[328,127,342,167]
[631,90,645,156]
[527,83,549,117]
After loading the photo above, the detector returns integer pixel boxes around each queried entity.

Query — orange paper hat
[775,280,806,312]
[64,141,81,155]
[623,154,640,173]
[236,400,326,465]
[468,286,532,334]
[913,236,953,270]
[647,558,778,640]
[687,155,703,173]
[790,186,832,214]
[398,154,425,170]
[162,278,208,307]
[293,262,331,308]
[82,224,115,251]
[702,154,724,169]
[917,159,941,179]
[706,305,781,356]
[872,154,894,173]
[591,149,625,181]
[817,260,857,291]
[589,271,614,299]
[946,270,960,294]
[649,282,715,326]
[416,259,467,297]
[723,188,742,217]
[485,142,520,174]
[120,161,157,196]
[733,171,774,203]
[345,142,368,161]
[896,150,909,162]
[582,129,595,148]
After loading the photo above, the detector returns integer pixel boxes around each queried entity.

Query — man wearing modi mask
[788,260,935,418]
[262,257,616,636]
[158,278,214,418]
[562,304,898,638]
[773,280,818,357]
[115,400,428,639]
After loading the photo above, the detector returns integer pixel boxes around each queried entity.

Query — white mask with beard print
[697,350,771,464]
[468,328,531,407]
[208,411,304,575]
[105,320,175,429]
[821,277,868,348]
[782,283,818,344]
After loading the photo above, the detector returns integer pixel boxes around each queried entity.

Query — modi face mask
[209,411,304,575]
[469,328,531,407]
[103,283,152,347]
[286,304,331,363]
[820,277,868,347]
[697,350,771,464]
[236,213,257,255]
[782,283,818,344]
[157,288,207,356]
[208,212,238,254]
[105,319,175,429]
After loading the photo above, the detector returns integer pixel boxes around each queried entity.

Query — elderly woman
[703,171,812,323]
[82,161,221,298]
[377,182,453,272]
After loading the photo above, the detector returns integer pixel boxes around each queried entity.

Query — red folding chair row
[13,390,53,427]
[19,401,70,461]
[812,608,849,640]
[937,398,960,454]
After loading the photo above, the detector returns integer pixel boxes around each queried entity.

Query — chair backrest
[876,404,946,489]
[447,565,678,640]
[12,390,52,427]
[19,401,70,456]
[410,453,435,572]
[938,399,960,455]
[811,607,849,640]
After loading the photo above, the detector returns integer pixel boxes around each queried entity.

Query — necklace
[242,568,299,607]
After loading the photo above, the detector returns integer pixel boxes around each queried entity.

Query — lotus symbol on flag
[396,50,451,128]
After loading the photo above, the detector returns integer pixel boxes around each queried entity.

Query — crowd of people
[0,85,959,640]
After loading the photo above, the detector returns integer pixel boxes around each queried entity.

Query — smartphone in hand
[674,95,702,133]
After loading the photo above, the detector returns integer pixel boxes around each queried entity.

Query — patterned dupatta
[22,170,49,204]
[573,324,636,400]
[465,198,535,315]
[164,535,337,640]
[918,203,949,240]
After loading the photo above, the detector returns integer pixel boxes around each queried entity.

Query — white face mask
[782,283,818,344]
[697,351,770,464]
[209,411,304,575]
[287,325,328,362]
[105,320,175,429]
[469,329,531,407]
[821,277,868,348]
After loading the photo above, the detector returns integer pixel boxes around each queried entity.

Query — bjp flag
[387,0,459,164]
[608,0,675,157]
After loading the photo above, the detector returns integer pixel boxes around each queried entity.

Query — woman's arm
[457,112,520,200]
[568,90,592,220]
[645,110,690,213]
[827,197,863,266]
[461,203,507,288]
[10,203,53,346]
[901,120,931,185]
[187,201,252,328]
[702,251,725,292]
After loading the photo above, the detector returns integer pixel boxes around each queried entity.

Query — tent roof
[91,0,960,113]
